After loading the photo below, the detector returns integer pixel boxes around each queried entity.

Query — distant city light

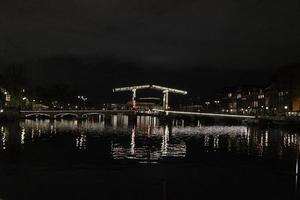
[78,96,87,101]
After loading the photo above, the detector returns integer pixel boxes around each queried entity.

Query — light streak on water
[0,116,298,165]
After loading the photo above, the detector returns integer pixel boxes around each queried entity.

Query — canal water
[0,116,299,163]
[0,115,299,199]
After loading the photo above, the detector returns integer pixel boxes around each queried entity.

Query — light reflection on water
[0,116,299,163]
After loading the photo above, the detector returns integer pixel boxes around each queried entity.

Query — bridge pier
[163,90,169,111]
[158,114,173,126]
[128,114,137,126]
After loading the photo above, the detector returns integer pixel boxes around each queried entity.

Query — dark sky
[0,0,299,102]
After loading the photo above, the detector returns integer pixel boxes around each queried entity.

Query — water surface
[0,116,299,165]
[0,116,299,200]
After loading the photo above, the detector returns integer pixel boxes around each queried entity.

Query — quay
[1,109,298,127]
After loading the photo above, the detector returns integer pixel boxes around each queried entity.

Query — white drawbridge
[113,85,188,111]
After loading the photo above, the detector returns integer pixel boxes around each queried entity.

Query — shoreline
[2,110,300,129]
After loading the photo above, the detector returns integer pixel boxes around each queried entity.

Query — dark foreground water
[0,116,299,200]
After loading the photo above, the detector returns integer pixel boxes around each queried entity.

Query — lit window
[258,95,264,99]
[253,101,259,108]
[279,91,289,97]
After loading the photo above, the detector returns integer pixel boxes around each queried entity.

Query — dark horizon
[0,55,287,105]
[1,1,300,106]
[1,0,300,67]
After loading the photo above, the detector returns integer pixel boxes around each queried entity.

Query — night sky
[0,0,299,103]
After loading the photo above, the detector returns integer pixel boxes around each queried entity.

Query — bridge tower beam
[113,85,151,110]
[151,85,187,112]
[132,89,137,110]
[163,90,169,111]
[113,85,187,111]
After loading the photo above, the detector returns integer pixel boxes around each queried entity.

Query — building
[265,66,300,116]
[32,103,49,111]
[182,105,203,112]
[219,66,300,116]
[218,86,266,115]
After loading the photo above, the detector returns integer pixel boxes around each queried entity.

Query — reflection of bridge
[20,110,133,119]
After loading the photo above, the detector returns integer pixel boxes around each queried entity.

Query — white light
[113,85,187,95]
[0,109,3,113]
[152,109,256,119]
[284,106,288,110]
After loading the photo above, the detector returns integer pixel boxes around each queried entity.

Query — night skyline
[1,0,299,67]
[0,56,282,104]
[1,1,300,104]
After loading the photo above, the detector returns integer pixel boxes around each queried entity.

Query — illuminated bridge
[20,110,133,119]
[152,109,256,119]
[20,109,255,120]
[20,84,255,121]
[113,85,188,111]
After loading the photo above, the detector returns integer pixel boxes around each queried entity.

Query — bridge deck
[152,109,256,119]
[20,110,134,118]
[20,110,133,114]
[20,109,256,119]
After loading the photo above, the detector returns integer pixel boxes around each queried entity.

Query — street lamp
[78,96,88,109]
[214,100,220,113]
[21,97,28,109]
[205,101,210,111]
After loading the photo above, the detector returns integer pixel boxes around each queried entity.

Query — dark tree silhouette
[2,65,28,108]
